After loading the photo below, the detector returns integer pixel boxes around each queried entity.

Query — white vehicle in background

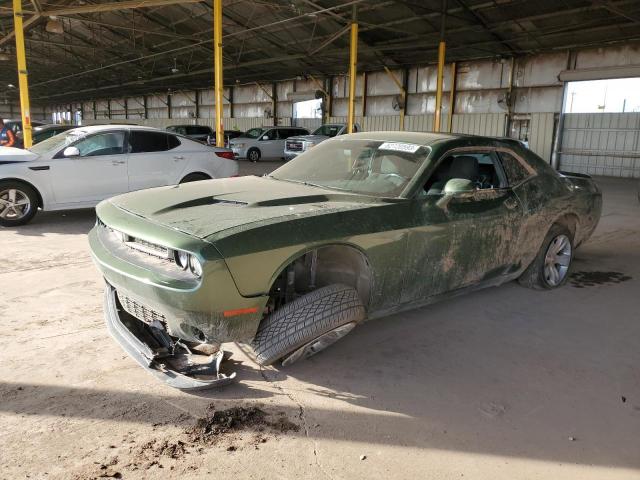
[284,123,360,161]
[229,126,310,162]
[0,125,238,226]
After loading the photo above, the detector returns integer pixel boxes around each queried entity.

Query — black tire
[518,223,574,290]
[0,180,39,227]
[247,148,261,163]
[180,173,210,184]
[252,284,366,366]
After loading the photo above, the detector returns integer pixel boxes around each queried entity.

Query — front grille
[125,237,172,260]
[118,291,167,326]
[286,140,304,151]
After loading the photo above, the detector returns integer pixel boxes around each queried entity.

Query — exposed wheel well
[1,178,43,209]
[264,245,372,316]
[179,172,211,183]
[554,213,579,240]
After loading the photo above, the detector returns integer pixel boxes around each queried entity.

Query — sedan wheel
[543,234,572,287]
[0,183,37,226]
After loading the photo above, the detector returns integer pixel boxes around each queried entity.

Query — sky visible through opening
[564,78,640,113]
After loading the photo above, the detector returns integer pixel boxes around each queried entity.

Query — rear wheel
[180,173,210,184]
[518,223,573,289]
[0,181,38,227]
[252,284,365,366]
[247,148,261,163]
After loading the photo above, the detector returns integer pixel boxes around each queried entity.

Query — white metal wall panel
[170,92,195,119]
[110,98,126,119]
[405,115,435,132]
[293,118,322,130]
[560,113,640,177]
[529,113,555,161]
[452,113,506,136]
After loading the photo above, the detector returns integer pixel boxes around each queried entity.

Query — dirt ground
[1,162,639,480]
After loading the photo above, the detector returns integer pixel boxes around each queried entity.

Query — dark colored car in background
[166,124,213,143]
[14,124,82,148]
[166,125,244,148]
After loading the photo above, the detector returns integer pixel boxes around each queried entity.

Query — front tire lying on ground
[252,284,366,366]
[0,180,38,227]
[518,223,574,289]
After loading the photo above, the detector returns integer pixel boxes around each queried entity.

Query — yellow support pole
[447,62,456,133]
[434,41,446,132]
[347,18,358,134]
[213,0,224,147]
[13,0,33,149]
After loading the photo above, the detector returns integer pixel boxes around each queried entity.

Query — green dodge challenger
[89,132,602,389]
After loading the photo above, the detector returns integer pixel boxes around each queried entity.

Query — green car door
[400,148,525,304]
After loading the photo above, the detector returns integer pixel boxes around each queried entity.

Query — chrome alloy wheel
[281,322,357,367]
[543,234,572,287]
[0,188,31,221]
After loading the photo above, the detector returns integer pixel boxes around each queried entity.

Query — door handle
[112,160,126,165]
[173,155,184,160]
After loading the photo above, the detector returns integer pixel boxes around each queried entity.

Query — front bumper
[104,285,235,390]
[284,151,300,161]
[231,146,247,159]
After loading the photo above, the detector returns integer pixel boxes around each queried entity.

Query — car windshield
[28,129,88,155]
[312,125,342,137]
[244,128,266,139]
[270,137,431,197]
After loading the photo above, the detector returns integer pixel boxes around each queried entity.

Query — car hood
[109,175,380,241]
[286,135,329,143]
[0,147,39,163]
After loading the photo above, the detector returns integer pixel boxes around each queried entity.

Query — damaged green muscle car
[89,132,602,389]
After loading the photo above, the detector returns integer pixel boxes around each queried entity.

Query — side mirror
[262,135,269,141]
[63,146,80,157]
[443,178,475,195]
[436,178,476,209]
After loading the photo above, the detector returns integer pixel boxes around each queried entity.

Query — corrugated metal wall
[560,113,640,177]
[529,113,556,161]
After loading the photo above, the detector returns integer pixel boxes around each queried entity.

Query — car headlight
[233,143,245,148]
[305,141,316,149]
[174,250,202,277]
[189,255,203,277]
[174,250,189,270]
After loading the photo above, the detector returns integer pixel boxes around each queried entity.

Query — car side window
[73,132,125,157]
[167,134,181,150]
[129,131,172,153]
[263,129,278,140]
[424,151,507,195]
[498,150,534,186]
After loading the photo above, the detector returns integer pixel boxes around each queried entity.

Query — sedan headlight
[232,143,245,148]
[304,141,316,149]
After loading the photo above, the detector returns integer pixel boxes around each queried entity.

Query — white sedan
[0,124,238,226]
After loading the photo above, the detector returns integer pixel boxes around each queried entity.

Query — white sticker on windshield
[378,142,421,153]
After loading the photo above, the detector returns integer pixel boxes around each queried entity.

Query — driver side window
[263,129,278,140]
[73,132,125,157]
[424,150,507,195]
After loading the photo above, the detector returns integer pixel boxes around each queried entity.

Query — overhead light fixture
[45,16,64,34]
[170,57,179,74]
[0,51,9,61]
[7,84,15,88]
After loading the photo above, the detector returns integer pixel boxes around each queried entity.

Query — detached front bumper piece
[104,285,236,390]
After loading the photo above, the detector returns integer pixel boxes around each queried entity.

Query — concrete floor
[1,163,639,480]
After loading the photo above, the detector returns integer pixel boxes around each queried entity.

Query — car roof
[343,131,520,148]
[167,124,211,128]
[64,124,167,133]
